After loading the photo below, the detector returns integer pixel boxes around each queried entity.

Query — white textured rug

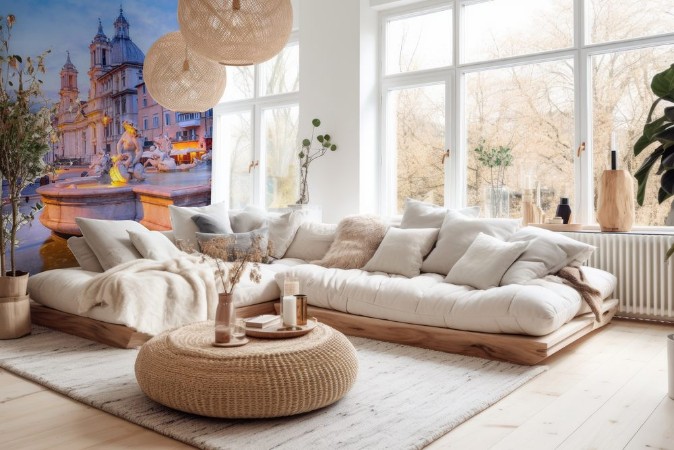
[0,327,545,449]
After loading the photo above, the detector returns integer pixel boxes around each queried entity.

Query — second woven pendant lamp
[178,0,293,66]
[144,31,227,112]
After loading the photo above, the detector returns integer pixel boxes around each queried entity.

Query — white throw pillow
[168,202,231,249]
[230,205,267,233]
[67,236,104,272]
[445,233,528,289]
[284,222,338,261]
[75,218,147,271]
[500,226,596,285]
[400,198,480,229]
[127,229,184,261]
[363,227,439,278]
[421,211,521,275]
[267,211,304,259]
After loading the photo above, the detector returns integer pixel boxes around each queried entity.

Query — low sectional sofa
[28,199,618,364]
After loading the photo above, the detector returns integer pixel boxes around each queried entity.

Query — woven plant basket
[144,31,227,113]
[178,0,293,66]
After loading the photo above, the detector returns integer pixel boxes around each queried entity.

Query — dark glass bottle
[556,197,572,224]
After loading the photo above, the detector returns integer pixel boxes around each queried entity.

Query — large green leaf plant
[633,64,674,208]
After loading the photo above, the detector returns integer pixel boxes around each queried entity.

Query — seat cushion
[275,264,617,336]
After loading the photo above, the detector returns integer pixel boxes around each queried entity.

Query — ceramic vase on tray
[214,293,235,344]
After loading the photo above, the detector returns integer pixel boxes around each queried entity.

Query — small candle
[282,295,297,327]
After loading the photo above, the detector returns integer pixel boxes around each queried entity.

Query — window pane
[260,42,299,96]
[388,84,445,213]
[222,111,253,209]
[466,60,575,219]
[386,9,452,75]
[221,66,254,102]
[463,0,573,64]
[591,45,674,226]
[588,0,674,44]
[262,105,299,208]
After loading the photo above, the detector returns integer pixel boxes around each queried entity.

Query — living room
[1,0,674,449]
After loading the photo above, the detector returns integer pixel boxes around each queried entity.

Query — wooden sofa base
[29,301,276,349]
[303,299,619,365]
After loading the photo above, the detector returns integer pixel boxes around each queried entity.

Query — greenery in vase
[474,141,513,192]
[0,14,54,276]
[296,118,337,205]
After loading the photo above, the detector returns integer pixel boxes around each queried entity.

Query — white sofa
[27,201,618,363]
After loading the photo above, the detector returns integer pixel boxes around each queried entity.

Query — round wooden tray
[245,319,317,339]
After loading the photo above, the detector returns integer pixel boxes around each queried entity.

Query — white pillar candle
[282,295,297,327]
[284,277,300,297]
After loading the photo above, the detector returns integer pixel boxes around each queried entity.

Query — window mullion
[447,0,462,209]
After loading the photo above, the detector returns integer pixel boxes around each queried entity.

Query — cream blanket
[76,256,219,335]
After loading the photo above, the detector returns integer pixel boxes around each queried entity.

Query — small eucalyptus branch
[296,118,338,205]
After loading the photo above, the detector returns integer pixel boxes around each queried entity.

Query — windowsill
[561,225,674,236]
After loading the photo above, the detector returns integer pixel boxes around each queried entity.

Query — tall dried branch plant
[296,118,337,205]
[0,14,54,275]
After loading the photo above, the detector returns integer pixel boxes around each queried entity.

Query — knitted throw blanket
[555,266,602,322]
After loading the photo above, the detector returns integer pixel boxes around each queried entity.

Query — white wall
[298,0,378,223]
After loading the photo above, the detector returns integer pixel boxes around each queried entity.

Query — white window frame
[212,33,299,207]
[378,0,674,224]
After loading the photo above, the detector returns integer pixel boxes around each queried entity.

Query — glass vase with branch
[474,141,513,218]
[296,118,337,205]
[196,234,267,344]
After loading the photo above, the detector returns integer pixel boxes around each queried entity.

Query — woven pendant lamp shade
[144,31,227,113]
[178,0,293,66]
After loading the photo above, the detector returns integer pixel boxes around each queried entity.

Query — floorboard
[0,319,672,449]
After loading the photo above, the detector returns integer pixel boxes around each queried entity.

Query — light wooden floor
[1,319,673,449]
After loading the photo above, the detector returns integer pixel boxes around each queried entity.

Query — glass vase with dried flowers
[196,233,267,345]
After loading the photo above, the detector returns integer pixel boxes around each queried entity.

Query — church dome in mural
[110,7,144,65]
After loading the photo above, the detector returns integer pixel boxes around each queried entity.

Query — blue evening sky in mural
[6,0,177,101]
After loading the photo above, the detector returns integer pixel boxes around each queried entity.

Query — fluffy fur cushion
[312,215,389,269]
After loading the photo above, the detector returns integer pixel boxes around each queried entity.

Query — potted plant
[0,14,53,296]
[296,118,337,205]
[632,63,674,256]
[474,141,513,218]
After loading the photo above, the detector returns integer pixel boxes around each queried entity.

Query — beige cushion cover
[445,233,528,289]
[267,211,304,259]
[168,202,231,249]
[400,198,480,229]
[312,215,388,269]
[421,211,520,275]
[67,237,104,273]
[284,222,337,261]
[363,227,439,278]
[230,205,267,233]
[127,230,184,261]
[75,218,147,271]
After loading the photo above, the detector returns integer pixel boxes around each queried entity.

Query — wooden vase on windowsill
[596,169,635,232]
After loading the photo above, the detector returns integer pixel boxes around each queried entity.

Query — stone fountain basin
[37,175,210,236]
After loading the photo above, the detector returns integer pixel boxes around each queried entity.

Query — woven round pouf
[135,322,358,418]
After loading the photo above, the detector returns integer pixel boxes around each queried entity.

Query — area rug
[0,327,545,449]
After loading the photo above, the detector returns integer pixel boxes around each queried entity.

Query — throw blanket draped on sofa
[555,266,603,322]
[76,256,219,335]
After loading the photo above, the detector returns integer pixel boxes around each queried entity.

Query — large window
[214,38,299,209]
[381,0,674,225]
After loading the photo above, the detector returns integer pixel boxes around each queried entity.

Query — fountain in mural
[37,122,211,236]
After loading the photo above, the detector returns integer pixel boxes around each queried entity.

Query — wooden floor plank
[624,395,674,450]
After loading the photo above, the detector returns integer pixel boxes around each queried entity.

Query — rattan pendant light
[177,0,293,66]
[144,31,227,112]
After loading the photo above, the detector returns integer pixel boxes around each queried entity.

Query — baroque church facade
[55,8,145,160]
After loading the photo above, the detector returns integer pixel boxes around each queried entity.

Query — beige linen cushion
[284,222,338,261]
[500,226,596,285]
[421,211,521,275]
[267,211,304,259]
[400,198,480,229]
[312,215,389,269]
[445,233,528,289]
[127,229,184,261]
[67,236,104,272]
[75,218,147,271]
[168,202,231,249]
[230,205,267,233]
[363,227,439,278]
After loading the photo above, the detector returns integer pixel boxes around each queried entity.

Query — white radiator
[564,232,674,322]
